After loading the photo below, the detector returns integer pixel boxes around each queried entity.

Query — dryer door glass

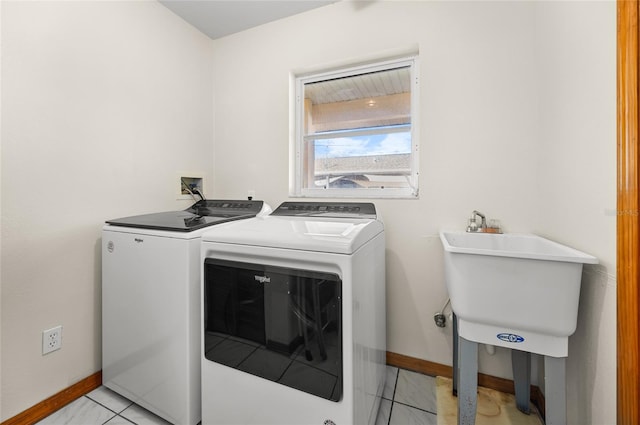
[204,258,343,402]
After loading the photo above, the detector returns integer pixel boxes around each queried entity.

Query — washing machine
[200,201,386,425]
[102,199,267,425]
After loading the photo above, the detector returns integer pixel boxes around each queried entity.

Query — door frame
[617,1,640,423]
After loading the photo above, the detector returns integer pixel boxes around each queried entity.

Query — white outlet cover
[42,325,62,355]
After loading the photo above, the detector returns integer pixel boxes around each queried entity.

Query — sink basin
[440,231,598,357]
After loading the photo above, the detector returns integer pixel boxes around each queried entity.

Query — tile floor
[35,366,437,425]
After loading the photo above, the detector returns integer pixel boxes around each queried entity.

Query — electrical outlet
[42,326,62,355]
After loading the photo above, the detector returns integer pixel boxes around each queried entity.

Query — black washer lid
[105,199,264,232]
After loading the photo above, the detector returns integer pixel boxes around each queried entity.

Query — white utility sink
[440,231,598,357]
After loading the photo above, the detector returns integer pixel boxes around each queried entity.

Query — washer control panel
[272,202,377,219]
[187,200,264,215]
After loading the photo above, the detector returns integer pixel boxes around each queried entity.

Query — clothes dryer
[102,200,267,425]
[200,202,385,425]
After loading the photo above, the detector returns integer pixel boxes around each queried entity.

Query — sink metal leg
[458,336,478,425]
[511,349,531,414]
[452,312,458,396]
[544,356,567,425]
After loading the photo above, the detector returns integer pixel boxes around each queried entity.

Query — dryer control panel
[272,202,377,219]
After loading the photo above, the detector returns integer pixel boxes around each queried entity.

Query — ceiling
[159,0,337,40]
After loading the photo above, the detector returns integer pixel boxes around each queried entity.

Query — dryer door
[203,258,343,402]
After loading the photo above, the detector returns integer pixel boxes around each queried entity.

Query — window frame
[291,56,420,199]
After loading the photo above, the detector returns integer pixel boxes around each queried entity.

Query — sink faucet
[473,210,486,230]
[466,210,500,233]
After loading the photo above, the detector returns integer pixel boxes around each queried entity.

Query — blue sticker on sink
[497,333,525,343]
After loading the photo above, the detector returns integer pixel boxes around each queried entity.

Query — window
[292,56,419,198]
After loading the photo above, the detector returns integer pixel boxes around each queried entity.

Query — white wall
[0,1,213,420]
[209,1,615,423]
[534,2,616,424]
[0,2,3,414]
